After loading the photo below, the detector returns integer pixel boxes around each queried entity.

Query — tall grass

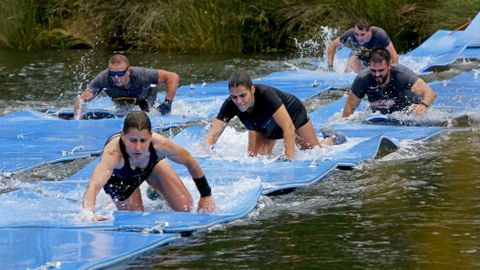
[0,0,38,50]
[0,0,479,53]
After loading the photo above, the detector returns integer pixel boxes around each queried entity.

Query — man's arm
[157,70,179,114]
[386,42,399,64]
[74,90,95,120]
[409,78,436,115]
[342,90,362,117]
[158,70,179,101]
[271,105,296,160]
[327,37,342,70]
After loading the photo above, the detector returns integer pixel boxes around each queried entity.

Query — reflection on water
[0,49,479,269]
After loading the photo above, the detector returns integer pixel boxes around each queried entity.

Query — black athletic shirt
[216,84,309,139]
[340,26,391,65]
[103,134,165,201]
[351,64,422,114]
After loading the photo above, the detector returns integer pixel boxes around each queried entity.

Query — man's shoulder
[130,66,158,75]
[355,68,372,80]
[371,26,389,40]
[391,64,418,81]
[371,26,387,34]
[130,67,159,84]
[391,64,414,74]
[88,69,110,90]
[339,28,355,39]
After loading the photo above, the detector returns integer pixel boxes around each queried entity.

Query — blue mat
[0,227,179,270]
[172,156,339,195]
[0,173,262,233]
[0,70,354,174]
[172,125,401,193]
[171,125,340,194]
[461,47,480,58]
[400,12,480,72]
[310,85,474,128]
[0,110,120,173]
[463,12,480,47]
[430,71,480,111]
[400,30,468,73]
[171,97,450,192]
[257,70,355,99]
[0,110,201,173]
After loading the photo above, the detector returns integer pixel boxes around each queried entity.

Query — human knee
[170,195,193,212]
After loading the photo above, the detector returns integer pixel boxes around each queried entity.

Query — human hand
[198,142,214,157]
[158,100,172,115]
[197,196,216,213]
[275,154,293,162]
[77,209,109,222]
[409,103,428,116]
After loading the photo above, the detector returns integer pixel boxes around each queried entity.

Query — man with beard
[342,48,436,117]
[327,18,399,73]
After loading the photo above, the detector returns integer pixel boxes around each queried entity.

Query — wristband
[420,101,430,108]
[193,175,212,197]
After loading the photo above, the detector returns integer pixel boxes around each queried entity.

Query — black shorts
[103,175,145,202]
[263,104,310,140]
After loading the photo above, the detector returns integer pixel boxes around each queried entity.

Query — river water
[0,48,478,269]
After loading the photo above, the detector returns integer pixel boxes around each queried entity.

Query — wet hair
[369,48,391,65]
[122,111,152,133]
[228,71,253,89]
[108,54,129,66]
[355,18,371,31]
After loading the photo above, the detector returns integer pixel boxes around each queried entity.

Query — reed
[0,0,38,50]
[0,0,479,53]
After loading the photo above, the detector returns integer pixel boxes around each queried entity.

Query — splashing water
[291,26,350,71]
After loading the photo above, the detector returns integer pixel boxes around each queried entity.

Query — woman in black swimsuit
[81,111,215,221]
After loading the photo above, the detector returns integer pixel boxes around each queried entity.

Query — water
[0,48,479,269]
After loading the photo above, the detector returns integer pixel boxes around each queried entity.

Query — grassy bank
[0,0,478,53]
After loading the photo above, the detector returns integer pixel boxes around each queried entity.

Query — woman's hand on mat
[77,209,109,222]
[197,196,216,213]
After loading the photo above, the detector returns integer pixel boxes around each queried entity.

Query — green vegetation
[0,0,479,53]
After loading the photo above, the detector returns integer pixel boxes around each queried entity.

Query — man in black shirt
[343,48,436,117]
[74,54,179,119]
[327,19,399,73]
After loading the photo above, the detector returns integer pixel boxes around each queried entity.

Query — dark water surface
[0,49,478,269]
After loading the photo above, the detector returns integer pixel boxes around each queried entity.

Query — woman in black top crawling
[204,71,346,161]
